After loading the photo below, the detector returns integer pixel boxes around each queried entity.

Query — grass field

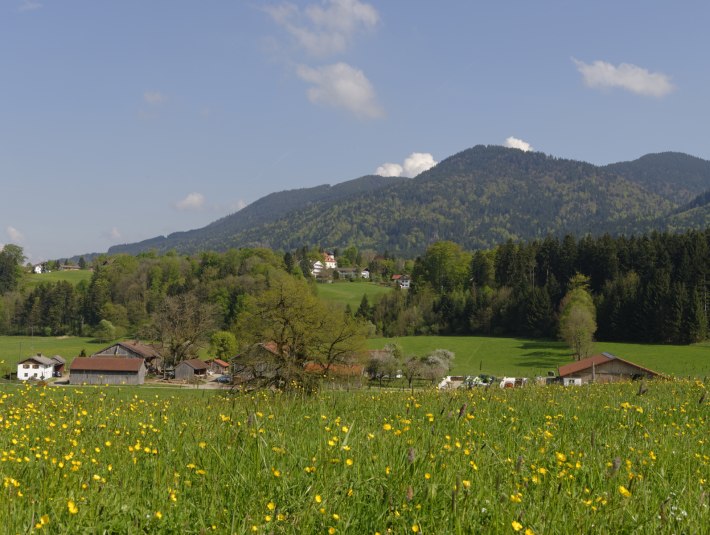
[0,381,706,533]
[316,281,393,310]
[22,269,92,288]
[0,336,106,371]
[368,336,710,378]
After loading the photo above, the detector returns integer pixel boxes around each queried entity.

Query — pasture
[22,269,92,288]
[0,336,106,372]
[0,380,706,533]
[368,336,710,378]
[316,281,392,310]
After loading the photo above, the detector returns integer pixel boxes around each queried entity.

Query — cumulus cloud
[175,192,206,211]
[376,152,437,178]
[143,91,166,105]
[266,0,379,57]
[110,227,121,240]
[6,226,24,243]
[573,58,675,97]
[504,136,534,152]
[297,62,382,119]
[375,162,404,177]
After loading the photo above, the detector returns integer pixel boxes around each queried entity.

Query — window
[23,364,30,369]
[32,364,39,369]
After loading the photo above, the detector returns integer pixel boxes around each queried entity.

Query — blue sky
[2,1,708,262]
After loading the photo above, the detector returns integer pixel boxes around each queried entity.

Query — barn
[91,340,163,373]
[557,353,661,385]
[174,359,209,381]
[69,357,146,385]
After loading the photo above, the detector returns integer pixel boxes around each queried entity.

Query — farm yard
[0,380,707,534]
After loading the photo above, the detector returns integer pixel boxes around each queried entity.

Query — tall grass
[0,380,707,533]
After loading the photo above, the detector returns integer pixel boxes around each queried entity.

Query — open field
[0,380,706,533]
[368,336,710,378]
[0,336,106,370]
[316,281,392,310]
[22,269,92,288]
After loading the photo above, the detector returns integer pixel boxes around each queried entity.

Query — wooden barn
[69,357,146,385]
[174,359,208,381]
[205,358,230,375]
[91,340,163,373]
[558,353,661,385]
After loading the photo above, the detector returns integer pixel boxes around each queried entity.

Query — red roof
[558,353,661,377]
[71,357,144,372]
[212,358,229,368]
[304,362,364,377]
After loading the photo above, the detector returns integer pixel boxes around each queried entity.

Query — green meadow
[0,336,106,371]
[0,380,706,534]
[22,269,93,289]
[368,336,710,378]
[316,281,393,310]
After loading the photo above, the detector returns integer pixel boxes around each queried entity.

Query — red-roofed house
[206,358,230,374]
[557,353,661,385]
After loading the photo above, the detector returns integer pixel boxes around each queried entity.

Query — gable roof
[558,353,661,377]
[178,358,208,371]
[70,357,145,372]
[210,358,230,368]
[51,355,66,364]
[93,341,162,360]
[19,355,55,367]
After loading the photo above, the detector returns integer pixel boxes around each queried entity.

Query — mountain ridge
[107,145,710,257]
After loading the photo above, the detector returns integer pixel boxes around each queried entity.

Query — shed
[205,358,230,374]
[17,354,55,381]
[50,355,66,375]
[174,359,209,381]
[558,353,661,384]
[69,357,146,385]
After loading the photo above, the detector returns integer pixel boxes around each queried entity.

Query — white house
[17,354,55,381]
[311,260,324,276]
[361,269,370,279]
[323,252,337,269]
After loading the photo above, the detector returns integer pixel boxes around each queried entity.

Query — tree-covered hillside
[107,146,710,257]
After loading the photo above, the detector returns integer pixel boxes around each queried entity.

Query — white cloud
[376,152,437,178]
[297,62,383,118]
[231,199,247,211]
[375,162,404,177]
[403,152,437,177]
[266,0,378,57]
[573,58,675,97]
[18,0,42,12]
[175,192,206,211]
[6,226,24,243]
[504,136,534,152]
[143,91,166,105]
[110,227,121,240]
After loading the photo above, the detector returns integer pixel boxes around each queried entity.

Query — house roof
[558,353,661,378]
[304,362,364,377]
[51,355,66,364]
[211,358,230,367]
[93,341,162,360]
[178,358,208,371]
[19,355,55,367]
[70,357,144,372]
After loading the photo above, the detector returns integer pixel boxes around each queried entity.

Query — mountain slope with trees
[108,146,710,257]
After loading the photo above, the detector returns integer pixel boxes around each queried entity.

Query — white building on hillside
[17,355,55,380]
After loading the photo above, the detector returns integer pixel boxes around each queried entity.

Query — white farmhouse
[17,354,55,381]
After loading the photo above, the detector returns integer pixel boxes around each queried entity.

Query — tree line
[357,230,709,345]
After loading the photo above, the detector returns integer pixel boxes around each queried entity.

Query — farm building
[91,340,163,372]
[17,354,55,381]
[69,357,146,385]
[174,359,209,381]
[205,358,230,374]
[231,343,281,384]
[50,355,66,375]
[557,353,661,384]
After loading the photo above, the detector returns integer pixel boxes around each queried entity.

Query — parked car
[216,375,232,384]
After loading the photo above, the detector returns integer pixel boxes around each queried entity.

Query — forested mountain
[108,146,710,257]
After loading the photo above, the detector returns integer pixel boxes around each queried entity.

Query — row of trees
[356,230,709,346]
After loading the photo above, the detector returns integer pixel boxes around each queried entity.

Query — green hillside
[104,146,710,257]
[23,269,92,289]
[316,281,392,310]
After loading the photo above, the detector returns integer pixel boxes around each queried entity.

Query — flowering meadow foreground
[1,381,708,534]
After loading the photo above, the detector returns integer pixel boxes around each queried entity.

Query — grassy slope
[368,336,710,378]
[23,270,92,288]
[0,336,107,368]
[316,281,393,310]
